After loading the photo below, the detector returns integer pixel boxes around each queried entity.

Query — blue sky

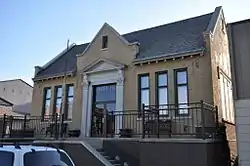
[0,0,249,86]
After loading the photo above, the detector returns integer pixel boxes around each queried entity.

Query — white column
[86,85,93,137]
[115,69,124,135]
[80,74,89,137]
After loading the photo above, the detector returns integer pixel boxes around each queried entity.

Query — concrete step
[96,148,125,166]
[82,139,127,166]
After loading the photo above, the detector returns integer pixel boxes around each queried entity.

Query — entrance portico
[80,58,125,137]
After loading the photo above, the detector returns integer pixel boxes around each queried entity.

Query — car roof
[0,145,58,153]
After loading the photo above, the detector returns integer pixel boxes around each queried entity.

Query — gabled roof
[0,97,13,107]
[35,44,89,79]
[81,23,130,56]
[35,7,221,80]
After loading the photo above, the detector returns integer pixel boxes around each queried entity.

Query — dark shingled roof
[36,44,89,78]
[36,13,213,79]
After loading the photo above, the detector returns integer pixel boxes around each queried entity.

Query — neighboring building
[0,79,33,115]
[228,19,250,166]
[31,6,234,139]
[0,97,24,135]
[0,97,23,116]
[0,97,14,115]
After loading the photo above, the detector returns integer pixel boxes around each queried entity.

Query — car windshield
[24,151,73,166]
[0,151,14,166]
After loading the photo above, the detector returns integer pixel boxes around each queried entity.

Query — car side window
[0,151,14,166]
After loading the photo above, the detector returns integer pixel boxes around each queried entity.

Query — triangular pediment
[82,58,125,73]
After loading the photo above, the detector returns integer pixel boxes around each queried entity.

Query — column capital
[117,77,124,85]
[117,69,124,85]
[82,73,89,87]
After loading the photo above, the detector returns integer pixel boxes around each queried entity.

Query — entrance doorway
[91,84,116,137]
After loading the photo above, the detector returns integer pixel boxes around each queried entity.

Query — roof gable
[80,23,130,56]
[204,6,224,35]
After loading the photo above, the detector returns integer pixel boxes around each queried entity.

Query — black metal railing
[102,101,219,139]
[142,101,219,139]
[0,101,219,140]
[0,113,68,139]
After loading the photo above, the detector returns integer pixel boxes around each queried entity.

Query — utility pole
[59,39,70,138]
[61,39,69,116]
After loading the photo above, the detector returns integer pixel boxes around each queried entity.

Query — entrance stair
[83,138,127,166]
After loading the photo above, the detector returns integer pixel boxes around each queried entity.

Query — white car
[0,144,75,166]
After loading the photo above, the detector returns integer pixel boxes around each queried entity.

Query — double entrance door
[91,84,116,137]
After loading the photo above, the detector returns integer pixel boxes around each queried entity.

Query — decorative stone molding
[117,77,124,85]
[117,69,124,85]
[82,73,89,87]
[80,68,124,137]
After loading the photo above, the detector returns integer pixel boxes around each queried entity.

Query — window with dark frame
[101,35,108,49]
[138,74,150,113]
[53,86,62,116]
[42,87,52,118]
[174,68,189,116]
[156,71,168,116]
[65,84,74,120]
